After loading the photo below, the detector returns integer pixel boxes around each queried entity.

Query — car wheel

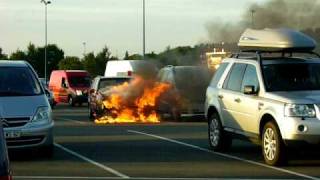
[171,108,181,121]
[68,96,75,107]
[208,112,232,152]
[89,108,94,120]
[262,121,287,166]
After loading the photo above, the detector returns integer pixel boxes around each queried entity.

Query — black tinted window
[224,63,246,92]
[263,63,320,91]
[241,65,259,92]
[0,67,42,96]
[210,63,229,87]
[68,76,91,87]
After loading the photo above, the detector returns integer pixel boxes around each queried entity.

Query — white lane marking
[54,143,129,179]
[13,176,297,180]
[56,117,88,125]
[128,130,319,180]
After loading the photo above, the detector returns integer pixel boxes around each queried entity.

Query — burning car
[89,76,132,120]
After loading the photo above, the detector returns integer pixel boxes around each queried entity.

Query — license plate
[5,131,21,139]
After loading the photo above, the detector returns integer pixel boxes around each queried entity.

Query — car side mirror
[62,82,68,88]
[243,85,257,95]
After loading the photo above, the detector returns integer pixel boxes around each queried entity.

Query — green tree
[10,49,27,60]
[95,46,112,76]
[82,52,97,76]
[0,48,8,60]
[124,51,129,59]
[58,56,83,70]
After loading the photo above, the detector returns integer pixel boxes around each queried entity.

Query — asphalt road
[9,104,320,180]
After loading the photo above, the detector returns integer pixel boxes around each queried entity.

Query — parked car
[205,28,320,166]
[157,65,211,120]
[49,70,90,106]
[0,60,54,157]
[0,121,12,180]
[89,76,132,120]
[39,78,55,108]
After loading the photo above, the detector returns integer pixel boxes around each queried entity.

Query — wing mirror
[243,85,257,95]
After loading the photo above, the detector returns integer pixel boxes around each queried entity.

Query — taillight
[127,71,132,76]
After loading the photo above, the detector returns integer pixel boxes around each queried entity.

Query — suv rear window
[210,63,229,87]
[223,63,246,92]
[0,67,42,96]
[263,63,320,91]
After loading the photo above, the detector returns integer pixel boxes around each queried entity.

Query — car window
[263,63,320,91]
[241,64,259,92]
[210,63,229,87]
[223,63,247,92]
[0,67,42,96]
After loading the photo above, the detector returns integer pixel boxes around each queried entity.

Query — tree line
[0,43,211,79]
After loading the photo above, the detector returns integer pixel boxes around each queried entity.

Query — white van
[104,60,158,78]
[0,61,54,156]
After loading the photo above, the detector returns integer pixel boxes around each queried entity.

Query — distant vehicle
[0,121,12,180]
[0,60,54,156]
[104,60,158,79]
[39,78,55,108]
[157,65,211,120]
[205,28,320,166]
[49,70,90,106]
[89,76,132,119]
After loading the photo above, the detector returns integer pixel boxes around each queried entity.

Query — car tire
[40,144,54,158]
[89,108,94,120]
[208,112,232,152]
[171,108,181,121]
[68,96,75,107]
[262,121,287,166]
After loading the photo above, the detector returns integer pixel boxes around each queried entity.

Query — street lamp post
[41,0,51,81]
[251,9,255,28]
[143,0,145,59]
[83,42,86,57]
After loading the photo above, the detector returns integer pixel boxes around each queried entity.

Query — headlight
[285,104,316,118]
[31,107,51,124]
[76,90,82,96]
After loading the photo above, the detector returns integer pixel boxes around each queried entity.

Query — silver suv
[205,51,320,166]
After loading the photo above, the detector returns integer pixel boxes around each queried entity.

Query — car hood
[265,91,320,104]
[0,95,48,118]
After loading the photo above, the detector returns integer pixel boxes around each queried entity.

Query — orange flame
[95,76,172,124]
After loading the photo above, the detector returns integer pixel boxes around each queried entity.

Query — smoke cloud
[206,0,320,45]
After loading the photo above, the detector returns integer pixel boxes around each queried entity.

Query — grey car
[0,60,54,157]
[205,29,320,166]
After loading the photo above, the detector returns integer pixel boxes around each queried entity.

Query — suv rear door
[220,63,246,130]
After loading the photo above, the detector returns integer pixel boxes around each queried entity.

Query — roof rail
[231,51,320,60]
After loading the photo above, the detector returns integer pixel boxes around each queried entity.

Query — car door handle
[218,95,224,99]
[234,98,241,103]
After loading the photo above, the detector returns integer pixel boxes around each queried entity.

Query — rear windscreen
[174,67,211,103]
[0,67,42,96]
[68,76,91,87]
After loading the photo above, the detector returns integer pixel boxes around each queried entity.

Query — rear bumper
[4,122,54,149]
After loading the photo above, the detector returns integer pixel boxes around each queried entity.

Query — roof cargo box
[238,28,317,52]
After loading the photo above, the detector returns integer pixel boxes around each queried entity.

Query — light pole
[83,42,86,57]
[143,0,145,59]
[41,0,51,81]
[251,9,255,28]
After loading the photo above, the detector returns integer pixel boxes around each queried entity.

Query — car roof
[0,60,28,67]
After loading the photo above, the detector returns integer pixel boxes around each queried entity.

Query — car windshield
[263,63,320,91]
[68,76,90,87]
[0,67,42,96]
[98,78,130,90]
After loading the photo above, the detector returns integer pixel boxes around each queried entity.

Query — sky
[0,0,266,58]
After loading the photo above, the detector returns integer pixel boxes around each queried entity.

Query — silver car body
[205,58,320,145]
[0,61,54,149]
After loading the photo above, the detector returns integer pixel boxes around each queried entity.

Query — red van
[49,70,90,106]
